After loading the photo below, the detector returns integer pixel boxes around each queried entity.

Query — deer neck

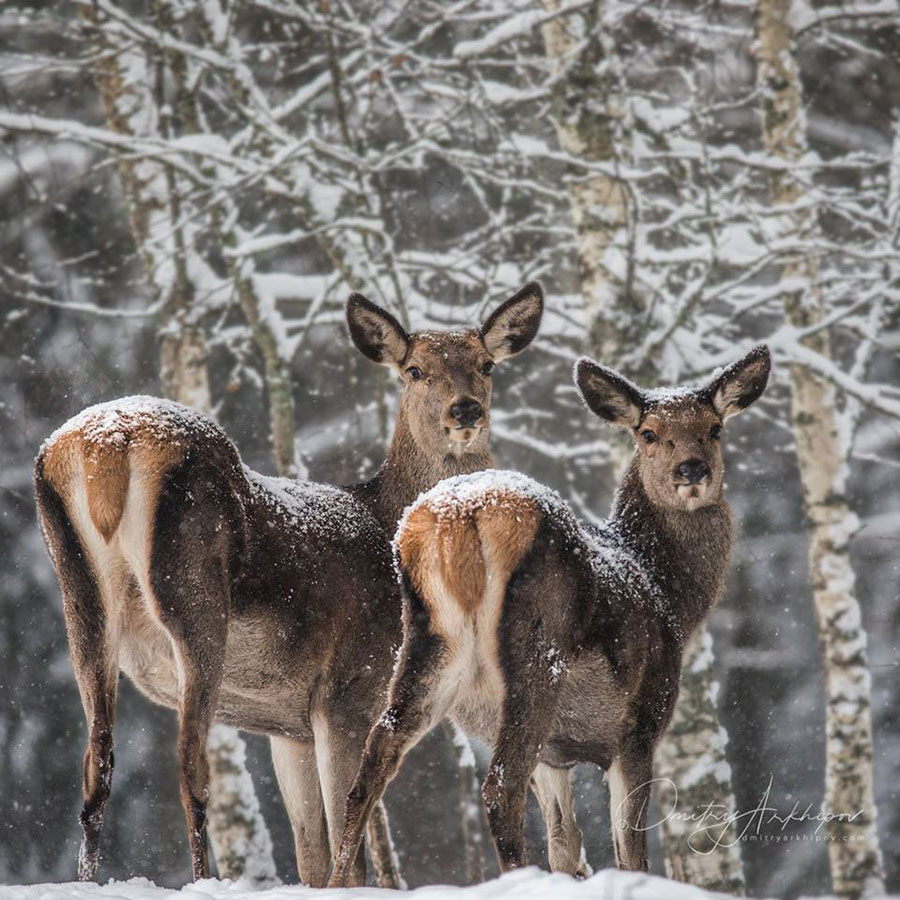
[352,405,494,532]
[611,459,733,639]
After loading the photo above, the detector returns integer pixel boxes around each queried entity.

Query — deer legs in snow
[150,464,233,881]
[33,475,119,881]
[76,649,118,882]
[531,764,588,877]
[330,611,450,887]
[607,738,655,872]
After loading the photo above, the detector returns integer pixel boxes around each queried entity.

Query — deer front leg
[329,623,449,887]
[313,705,372,887]
[607,737,654,872]
[531,763,589,876]
[270,736,330,886]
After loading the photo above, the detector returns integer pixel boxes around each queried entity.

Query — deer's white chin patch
[675,482,709,510]
[447,426,480,444]
[445,426,484,457]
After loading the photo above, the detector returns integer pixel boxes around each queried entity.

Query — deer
[329,345,771,884]
[33,283,549,887]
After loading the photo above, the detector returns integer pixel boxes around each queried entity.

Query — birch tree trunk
[755,2,884,896]
[653,631,744,893]
[542,5,745,891]
[444,721,487,885]
[80,8,278,883]
[541,1,631,362]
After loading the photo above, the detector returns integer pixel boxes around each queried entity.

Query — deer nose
[450,399,483,428]
[676,459,710,484]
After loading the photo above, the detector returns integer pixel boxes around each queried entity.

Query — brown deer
[33,283,544,886]
[330,346,770,883]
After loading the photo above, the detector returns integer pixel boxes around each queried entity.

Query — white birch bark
[755,2,884,896]
[365,798,406,889]
[80,7,278,883]
[204,725,278,885]
[653,631,744,893]
[541,0,631,363]
[444,721,487,885]
[542,4,745,891]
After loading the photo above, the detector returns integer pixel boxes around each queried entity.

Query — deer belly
[545,655,627,767]
[449,669,504,745]
[218,616,312,737]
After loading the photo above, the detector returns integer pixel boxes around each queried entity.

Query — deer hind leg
[172,644,225,881]
[75,656,118,883]
[482,582,566,872]
[35,473,120,881]
[531,764,589,876]
[482,693,560,872]
[328,576,452,887]
[270,736,330,887]
[148,459,235,881]
[607,738,654,871]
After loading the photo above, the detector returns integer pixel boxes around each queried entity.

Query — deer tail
[82,437,130,542]
[396,492,541,616]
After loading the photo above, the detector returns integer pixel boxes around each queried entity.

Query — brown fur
[82,441,130,541]
[475,497,541,592]
[399,507,486,617]
[441,516,486,616]
[42,411,187,545]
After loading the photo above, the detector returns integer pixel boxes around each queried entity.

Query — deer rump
[395,470,659,767]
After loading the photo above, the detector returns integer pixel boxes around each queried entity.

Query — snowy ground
[0,869,752,900]
[6,866,897,900]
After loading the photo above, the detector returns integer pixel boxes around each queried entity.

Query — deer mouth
[445,424,483,444]
[674,479,711,508]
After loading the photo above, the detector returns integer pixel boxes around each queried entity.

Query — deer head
[347,283,543,461]
[576,346,770,511]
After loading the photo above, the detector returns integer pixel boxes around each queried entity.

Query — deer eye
[640,429,657,444]
[480,361,495,376]
[406,366,424,381]
[710,423,723,439]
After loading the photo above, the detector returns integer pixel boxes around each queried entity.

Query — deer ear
[346,293,410,371]
[480,282,543,360]
[575,358,644,429]
[706,345,771,420]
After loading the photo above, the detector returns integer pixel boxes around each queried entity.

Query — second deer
[330,346,770,882]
